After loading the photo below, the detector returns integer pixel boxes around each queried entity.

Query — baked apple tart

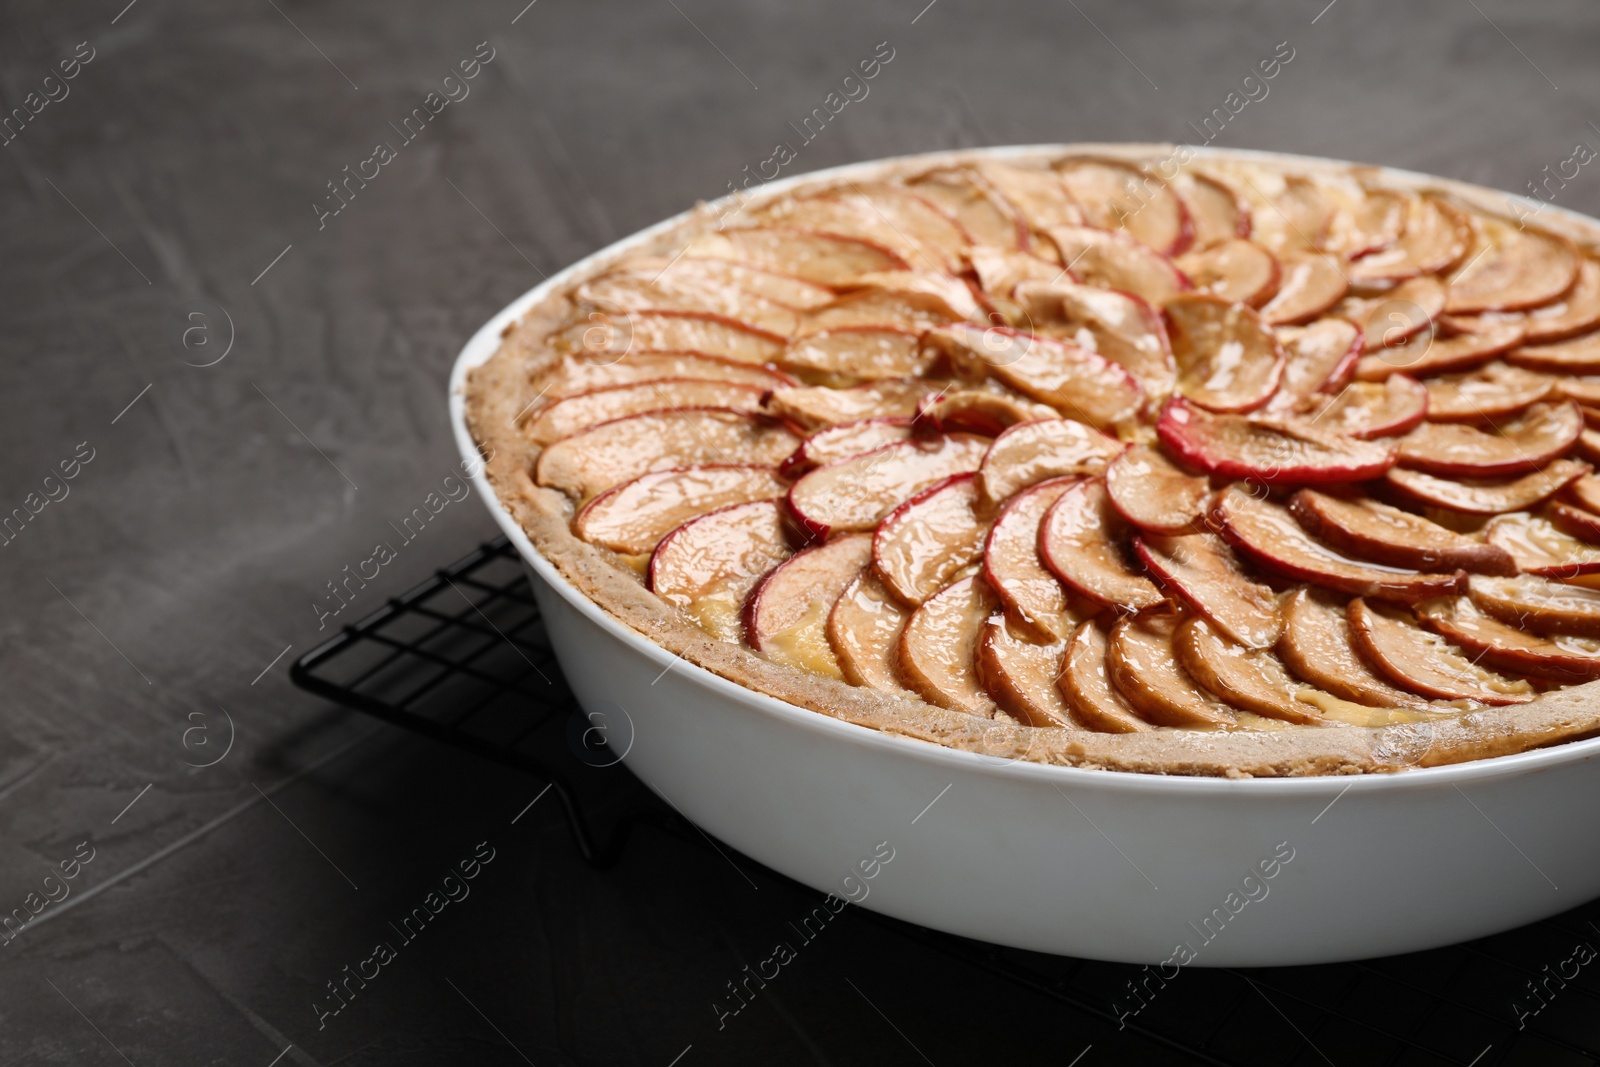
[465,146,1600,776]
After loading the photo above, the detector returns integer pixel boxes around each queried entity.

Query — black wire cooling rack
[291,535,1600,1066]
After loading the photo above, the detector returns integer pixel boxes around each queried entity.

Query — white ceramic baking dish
[450,145,1600,966]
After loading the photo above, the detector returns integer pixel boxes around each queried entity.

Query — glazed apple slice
[1171,171,1249,246]
[1347,194,1469,283]
[1326,185,1407,259]
[896,575,1000,715]
[1057,619,1153,732]
[1394,401,1583,477]
[1267,317,1363,409]
[977,160,1086,232]
[536,409,801,501]
[574,465,789,555]
[543,352,795,401]
[1176,239,1281,307]
[1244,173,1334,253]
[1307,377,1429,440]
[800,289,965,335]
[975,418,1123,510]
[577,261,801,336]
[967,247,1063,301]
[1547,500,1600,543]
[1213,485,1466,602]
[660,256,836,310]
[1157,398,1397,486]
[1175,615,1322,724]
[925,323,1144,429]
[1044,226,1190,305]
[976,617,1075,727]
[1569,472,1600,514]
[522,379,769,445]
[908,167,1027,250]
[1040,479,1164,611]
[1105,611,1235,727]
[1016,281,1177,398]
[1278,588,1431,709]
[1259,252,1348,326]
[982,477,1077,640]
[1347,598,1534,705]
[1287,490,1516,575]
[840,271,983,321]
[1486,511,1600,577]
[1469,573,1600,637]
[1385,460,1590,516]
[1104,446,1210,533]
[766,379,942,431]
[781,417,914,476]
[1354,322,1525,381]
[778,327,934,381]
[1166,294,1285,413]
[1557,377,1600,408]
[1417,596,1600,683]
[648,501,795,642]
[1135,532,1282,648]
[1449,257,1600,344]
[787,433,990,538]
[916,389,1058,436]
[1444,217,1579,314]
[756,186,965,271]
[828,571,915,695]
[552,309,786,365]
[1348,275,1447,353]
[1582,428,1600,464]
[1422,363,1554,423]
[873,474,990,607]
[746,533,874,679]
[681,227,909,284]
[1054,158,1191,254]
[1508,330,1600,374]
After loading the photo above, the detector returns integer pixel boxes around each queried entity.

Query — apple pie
[465,146,1600,777]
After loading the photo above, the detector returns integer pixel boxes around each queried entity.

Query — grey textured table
[4,1,1600,1064]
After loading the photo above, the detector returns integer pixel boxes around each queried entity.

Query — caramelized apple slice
[746,533,873,678]
[1213,485,1466,602]
[1057,619,1152,733]
[1175,615,1321,724]
[1055,158,1191,254]
[681,227,909,284]
[977,160,1086,232]
[576,259,802,335]
[925,323,1144,428]
[552,310,786,364]
[661,256,836,310]
[1348,598,1534,705]
[1469,573,1600,637]
[1044,226,1190,304]
[1326,186,1407,259]
[1417,596,1600,683]
[787,433,990,538]
[1135,532,1282,648]
[1386,460,1590,516]
[840,270,982,321]
[975,418,1123,510]
[1450,257,1600,344]
[575,465,789,555]
[1017,282,1176,397]
[1259,252,1348,326]
[756,187,965,271]
[800,289,965,335]
[1268,318,1363,409]
[982,477,1077,640]
[1569,473,1600,514]
[1486,511,1600,577]
[1171,171,1249,246]
[781,417,914,475]
[1423,363,1554,423]
[916,390,1058,436]
[1582,429,1600,464]
[778,327,934,381]
[1287,490,1516,575]
[1395,401,1583,477]
[1355,323,1525,380]
[543,352,795,400]
[1157,398,1396,486]
[523,379,768,446]
[1548,500,1600,542]
[896,576,1000,715]
[1557,377,1600,408]
[766,379,942,431]
[1445,219,1579,313]
[1509,330,1600,374]
[1040,479,1164,611]
[1105,446,1210,533]
[1346,194,1469,283]
[1308,377,1428,440]
[976,617,1075,727]
[1349,275,1447,353]
[536,409,801,501]
[908,167,1027,250]
[1166,294,1285,413]
[1278,588,1430,709]
[968,248,1062,301]
[1106,612,1235,727]
[828,571,914,694]
[873,474,990,607]
[648,501,795,642]
[1176,240,1280,308]
[1244,173,1334,253]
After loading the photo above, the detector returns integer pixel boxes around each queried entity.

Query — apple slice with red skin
[1267,317,1363,410]
[873,474,990,607]
[1259,252,1348,326]
[967,247,1062,301]
[1347,598,1535,705]
[896,575,1001,715]
[1556,377,1600,407]
[536,409,801,501]
[778,327,934,381]
[1422,363,1554,422]
[575,465,790,555]
[1444,217,1579,314]
[787,433,990,539]
[1157,398,1397,487]
[1346,194,1470,283]
[1105,446,1210,533]
[681,226,909,285]
[982,477,1077,640]
[1583,409,1600,433]
[909,166,1029,251]
[1176,239,1281,308]
[1213,485,1466,603]
[755,186,966,272]
[1509,330,1600,375]
[1245,173,1334,254]
[1135,532,1283,648]
[648,500,796,642]
[840,271,983,321]
[1016,281,1177,398]
[1417,596,1600,683]
[974,418,1124,509]
[1394,401,1583,477]
[1385,459,1590,516]
[746,533,873,679]
[552,309,787,365]
[1044,226,1191,305]
[1041,478,1164,611]
[1469,573,1600,637]
[1105,611,1236,727]
[924,323,1145,429]
[1278,588,1432,709]
[1171,171,1249,246]
[800,290,964,336]
[1057,619,1153,732]
[522,379,769,446]
[1175,615,1322,724]
[1547,500,1600,543]
[828,571,915,695]
[543,352,796,402]
[766,378,942,431]
[1568,473,1600,514]
[1445,257,1600,344]
[1582,429,1600,464]
[1355,322,1525,381]
[916,389,1058,436]
[1328,186,1407,259]
[659,256,837,310]
[1486,510,1600,577]
[576,260,801,335]
[1166,294,1285,413]
[977,160,1087,232]
[976,617,1076,727]
[1054,158,1193,254]
[1307,377,1429,440]
[1287,489,1517,575]
[1347,275,1447,353]
[780,417,914,476]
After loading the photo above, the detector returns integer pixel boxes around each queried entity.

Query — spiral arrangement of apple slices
[522,154,1600,734]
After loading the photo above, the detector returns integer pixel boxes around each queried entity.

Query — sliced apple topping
[746,533,873,679]
[1040,479,1164,610]
[1054,157,1191,254]
[1548,499,1600,543]
[1105,611,1235,727]
[766,379,942,431]
[839,270,983,321]
[1016,281,1176,397]
[916,389,1058,436]
[1171,171,1249,246]
[755,186,967,272]
[576,260,800,336]
[1582,428,1600,464]
[659,256,836,310]
[542,352,795,401]
[1417,596,1600,683]
[1176,239,1280,307]
[1213,485,1466,602]
[800,289,965,335]
[976,160,1086,232]
[1044,226,1190,305]
[976,617,1075,727]
[1394,401,1583,477]
[1278,588,1430,709]
[908,167,1027,250]
[1347,275,1447,353]
[1355,322,1525,381]
[925,323,1144,429]
[536,409,801,501]
[782,417,913,476]
[828,571,915,695]
[681,226,909,284]
[523,379,769,446]
[982,477,1077,640]
[1136,532,1282,648]
[1347,194,1469,283]
[1308,376,1429,440]
[1469,573,1600,637]
[1259,252,1348,326]
[551,309,786,364]
[1157,398,1396,486]
[974,418,1124,509]
[575,465,789,555]
[1175,616,1321,724]
[1569,472,1600,514]
[1105,445,1210,533]
[1166,294,1285,413]
[967,247,1062,302]
[1348,598,1534,705]
[787,433,990,538]
[1241,173,1333,254]
[1509,330,1600,375]
[1486,511,1600,577]
[648,501,796,642]
[1444,218,1579,314]
[896,576,1000,715]
[1268,317,1363,409]
[778,327,934,381]
[1557,377,1600,407]
[1386,460,1590,515]
[1287,490,1516,575]
[1326,185,1407,259]
[1057,619,1153,732]
[873,474,990,607]
[1452,257,1600,344]
[1423,362,1554,422]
